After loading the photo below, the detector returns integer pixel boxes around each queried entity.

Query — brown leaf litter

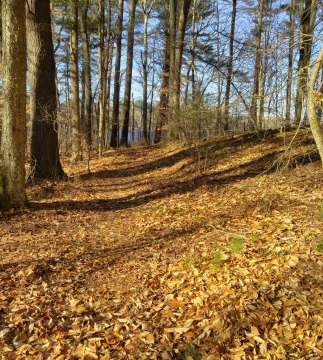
[0,130,323,359]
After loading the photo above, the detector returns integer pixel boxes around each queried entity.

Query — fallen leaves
[1,132,323,358]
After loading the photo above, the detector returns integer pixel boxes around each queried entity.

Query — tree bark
[154,31,170,143]
[110,0,124,148]
[307,48,323,164]
[104,0,112,148]
[285,0,295,124]
[184,0,196,107]
[98,0,106,156]
[141,0,154,143]
[168,0,176,135]
[250,0,264,131]
[224,0,237,131]
[295,0,318,124]
[120,0,137,146]
[173,0,191,109]
[26,0,66,179]
[168,0,191,139]
[0,0,27,210]
[148,35,157,142]
[80,0,92,146]
[0,0,2,64]
[70,0,81,158]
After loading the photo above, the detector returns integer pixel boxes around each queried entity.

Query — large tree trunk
[168,0,176,138]
[224,0,237,130]
[184,0,196,107]
[120,0,137,146]
[294,0,317,124]
[80,0,92,146]
[148,35,157,142]
[110,0,124,148]
[70,0,81,158]
[0,0,2,65]
[0,0,26,210]
[141,0,151,143]
[307,48,323,164]
[250,0,264,131]
[168,0,191,139]
[172,0,191,110]
[104,0,112,148]
[154,31,170,143]
[98,0,107,156]
[26,0,66,180]
[285,0,295,124]
[215,1,222,130]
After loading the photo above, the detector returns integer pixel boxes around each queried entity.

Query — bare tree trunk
[131,94,135,142]
[308,47,323,164]
[148,35,157,142]
[250,0,264,131]
[26,0,65,179]
[173,0,191,109]
[104,0,112,147]
[0,0,26,209]
[184,0,196,107]
[224,0,237,131]
[154,31,170,143]
[120,0,137,146]
[141,0,151,143]
[285,0,295,124]
[98,0,106,156]
[80,0,92,146]
[215,1,222,131]
[317,67,323,120]
[70,0,81,158]
[295,0,318,124]
[0,0,2,69]
[140,0,156,143]
[168,0,176,138]
[110,0,124,148]
[169,0,191,139]
[105,46,113,147]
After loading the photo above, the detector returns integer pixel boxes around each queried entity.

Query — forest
[0,0,323,359]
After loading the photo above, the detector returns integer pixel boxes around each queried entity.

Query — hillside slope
[0,130,323,359]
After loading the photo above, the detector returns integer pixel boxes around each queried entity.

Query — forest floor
[1,129,323,359]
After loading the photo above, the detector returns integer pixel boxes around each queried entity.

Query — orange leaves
[1,135,323,358]
[69,298,88,314]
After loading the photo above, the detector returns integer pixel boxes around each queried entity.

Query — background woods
[2,1,323,151]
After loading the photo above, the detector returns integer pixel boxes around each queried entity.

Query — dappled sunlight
[1,130,323,358]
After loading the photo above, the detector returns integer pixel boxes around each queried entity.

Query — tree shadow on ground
[21,130,322,216]
[80,147,192,179]
[33,150,286,212]
[80,132,285,180]
[0,221,198,279]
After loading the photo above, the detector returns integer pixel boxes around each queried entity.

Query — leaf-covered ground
[1,130,323,359]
